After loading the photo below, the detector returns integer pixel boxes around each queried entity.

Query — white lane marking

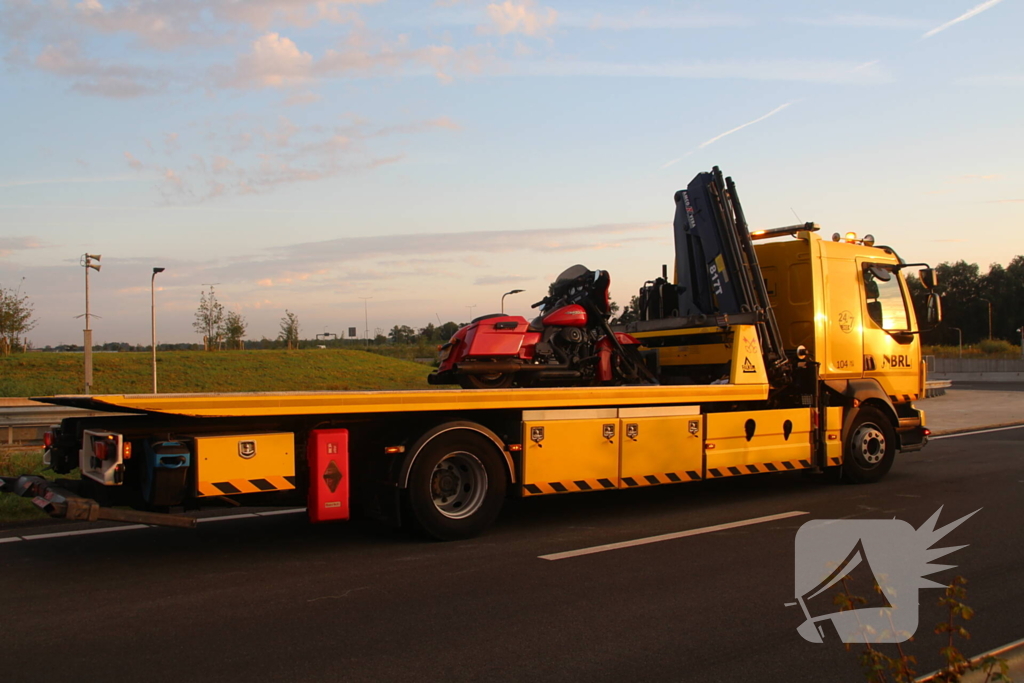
[931,424,1024,440]
[2,508,308,544]
[23,524,150,540]
[539,510,809,561]
[196,513,258,523]
[256,508,306,517]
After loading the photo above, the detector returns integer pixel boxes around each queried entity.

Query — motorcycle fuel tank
[542,304,588,327]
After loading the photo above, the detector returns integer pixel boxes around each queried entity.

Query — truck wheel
[841,407,896,484]
[407,433,507,540]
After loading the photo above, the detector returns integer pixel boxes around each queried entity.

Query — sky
[1,0,1022,347]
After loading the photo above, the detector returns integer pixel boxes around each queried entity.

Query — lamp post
[359,296,372,348]
[501,289,524,314]
[151,267,165,393]
[80,253,101,394]
[950,327,962,359]
[979,298,993,340]
[466,304,477,321]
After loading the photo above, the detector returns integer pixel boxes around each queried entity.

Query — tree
[610,295,640,325]
[419,323,437,341]
[389,324,416,344]
[192,287,225,351]
[437,321,460,340]
[0,283,36,356]
[223,311,247,350]
[279,310,300,349]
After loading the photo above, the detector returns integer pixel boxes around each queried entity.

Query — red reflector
[93,441,110,460]
[922,428,932,436]
[122,442,133,460]
[43,431,55,448]
[508,444,522,452]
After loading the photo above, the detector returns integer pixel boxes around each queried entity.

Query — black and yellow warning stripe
[522,478,617,496]
[827,456,842,467]
[620,470,702,487]
[707,458,813,479]
[198,475,296,497]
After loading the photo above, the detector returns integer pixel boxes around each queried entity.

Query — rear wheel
[406,433,507,540]
[458,372,515,389]
[841,407,896,484]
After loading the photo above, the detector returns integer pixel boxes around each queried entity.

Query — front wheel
[406,433,508,540]
[841,407,896,484]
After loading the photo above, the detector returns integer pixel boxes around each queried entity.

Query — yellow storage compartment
[194,432,296,497]
[521,409,619,495]
[705,409,813,478]
[619,406,703,487]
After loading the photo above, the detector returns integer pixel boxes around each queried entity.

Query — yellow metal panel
[48,382,769,418]
[195,432,295,498]
[705,409,813,475]
[657,343,732,367]
[522,419,619,490]
[620,415,704,487]
[729,325,768,385]
[825,406,843,466]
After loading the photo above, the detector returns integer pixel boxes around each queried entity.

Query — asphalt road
[2,426,1023,683]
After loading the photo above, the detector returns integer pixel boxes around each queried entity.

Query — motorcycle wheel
[458,372,515,389]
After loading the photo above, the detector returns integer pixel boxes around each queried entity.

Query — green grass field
[0,349,435,397]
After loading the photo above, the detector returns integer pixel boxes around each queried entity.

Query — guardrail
[0,405,128,447]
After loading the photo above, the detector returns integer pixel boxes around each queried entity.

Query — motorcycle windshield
[554,264,591,283]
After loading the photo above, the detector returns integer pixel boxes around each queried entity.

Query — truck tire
[406,433,507,540]
[841,407,896,484]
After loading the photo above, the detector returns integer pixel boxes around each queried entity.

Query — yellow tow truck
[1,167,942,540]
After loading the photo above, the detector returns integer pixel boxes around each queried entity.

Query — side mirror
[926,292,942,325]
[920,267,938,290]
[868,265,892,282]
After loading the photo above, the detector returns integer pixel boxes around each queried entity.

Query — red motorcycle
[428,265,657,389]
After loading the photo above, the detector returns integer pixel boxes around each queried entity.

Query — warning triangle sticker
[742,357,757,373]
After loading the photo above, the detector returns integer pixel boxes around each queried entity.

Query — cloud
[923,0,1005,39]
[0,236,47,258]
[34,40,166,97]
[791,14,929,29]
[0,174,139,188]
[124,151,144,170]
[481,1,557,37]
[283,90,323,106]
[663,102,794,168]
[217,30,491,88]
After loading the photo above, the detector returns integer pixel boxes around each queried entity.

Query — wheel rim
[430,451,488,519]
[852,423,886,466]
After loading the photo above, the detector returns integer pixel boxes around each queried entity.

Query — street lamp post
[80,253,101,394]
[466,304,477,320]
[978,298,993,340]
[950,326,962,359]
[359,296,372,348]
[151,267,165,393]
[501,289,524,314]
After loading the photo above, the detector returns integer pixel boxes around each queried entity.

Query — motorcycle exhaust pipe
[456,362,572,374]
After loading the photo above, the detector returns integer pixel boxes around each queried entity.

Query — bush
[978,338,1015,354]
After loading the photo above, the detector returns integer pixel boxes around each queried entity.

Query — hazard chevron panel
[522,478,617,496]
[706,458,812,479]
[198,476,296,497]
[194,432,296,498]
[620,471,702,487]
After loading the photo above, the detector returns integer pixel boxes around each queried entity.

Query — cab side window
[863,266,909,331]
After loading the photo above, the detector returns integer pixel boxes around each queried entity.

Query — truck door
[858,262,920,399]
